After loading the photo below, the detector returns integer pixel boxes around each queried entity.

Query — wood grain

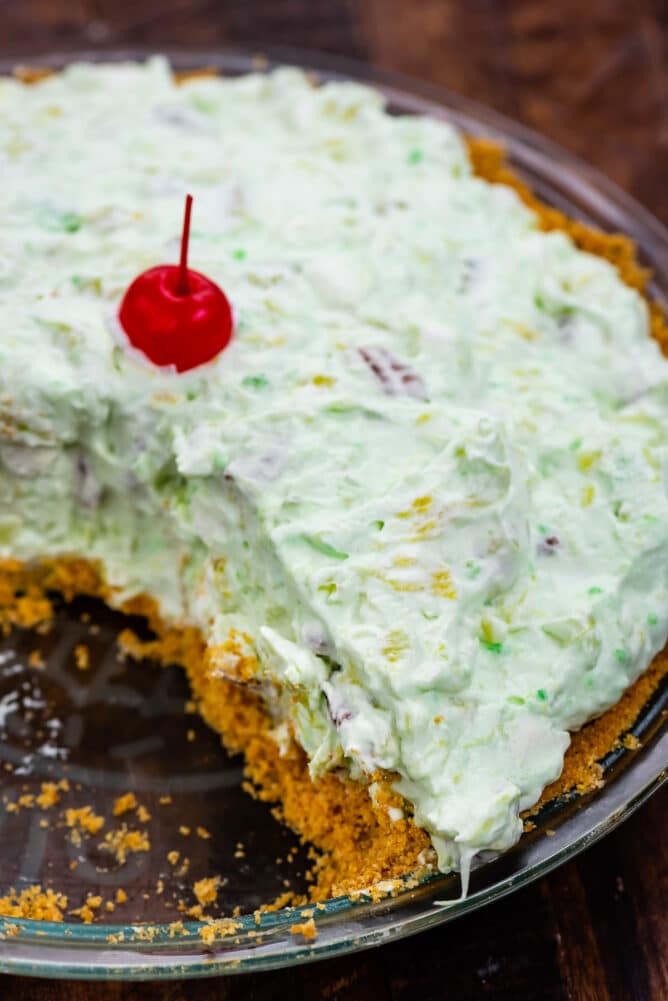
[0,2,666,998]
[361,0,668,223]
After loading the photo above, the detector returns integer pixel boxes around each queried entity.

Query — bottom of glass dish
[0,592,317,923]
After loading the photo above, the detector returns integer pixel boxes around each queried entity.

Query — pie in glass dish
[1,57,667,904]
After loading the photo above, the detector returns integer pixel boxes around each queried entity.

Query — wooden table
[1,2,667,998]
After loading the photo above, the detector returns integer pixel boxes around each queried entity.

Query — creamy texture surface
[2,59,668,880]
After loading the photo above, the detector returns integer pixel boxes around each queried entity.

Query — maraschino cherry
[119,194,233,372]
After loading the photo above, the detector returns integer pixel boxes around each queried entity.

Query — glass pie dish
[0,47,666,981]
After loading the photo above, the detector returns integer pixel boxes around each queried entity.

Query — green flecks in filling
[70,274,102,294]
[614,648,627,664]
[613,500,630,522]
[534,295,576,328]
[302,535,349,560]
[508,695,525,705]
[59,212,83,233]
[647,612,658,626]
[536,688,547,701]
[324,402,351,414]
[480,639,504,655]
[372,520,384,531]
[407,148,424,165]
[242,375,269,389]
[569,437,582,451]
[232,248,247,260]
[465,561,481,578]
[153,458,187,493]
[40,209,82,233]
[588,586,603,595]
[189,94,217,114]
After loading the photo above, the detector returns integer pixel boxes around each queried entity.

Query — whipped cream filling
[2,59,668,877]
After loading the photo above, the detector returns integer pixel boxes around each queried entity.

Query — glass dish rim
[0,45,666,980]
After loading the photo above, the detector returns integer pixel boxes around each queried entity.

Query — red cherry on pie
[119,194,233,372]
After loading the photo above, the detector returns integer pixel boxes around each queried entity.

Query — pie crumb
[112,792,137,817]
[0,885,67,921]
[99,825,150,865]
[193,876,221,908]
[289,917,317,941]
[74,644,90,670]
[64,805,105,835]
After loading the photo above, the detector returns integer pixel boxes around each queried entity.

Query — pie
[1,58,666,900]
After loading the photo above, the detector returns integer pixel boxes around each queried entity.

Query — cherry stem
[176,193,193,296]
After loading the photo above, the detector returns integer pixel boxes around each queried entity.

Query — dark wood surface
[0,2,667,998]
